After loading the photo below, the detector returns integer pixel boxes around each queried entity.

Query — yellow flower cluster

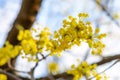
[17,30,38,55]
[47,62,59,74]
[0,13,106,65]
[92,70,108,80]
[0,74,7,80]
[0,41,21,66]
[89,28,106,55]
[17,27,53,61]
[16,13,106,58]
[17,30,32,41]
[50,13,106,56]
[37,27,53,53]
[67,61,97,80]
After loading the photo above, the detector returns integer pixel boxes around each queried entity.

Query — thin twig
[39,53,46,59]
[29,53,50,80]
[99,60,119,73]
[83,49,90,61]
[38,54,50,62]
[7,59,29,74]
[0,68,23,80]
[94,0,120,27]
[30,54,40,80]
[89,60,120,80]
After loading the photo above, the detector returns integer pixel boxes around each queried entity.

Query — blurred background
[0,0,120,80]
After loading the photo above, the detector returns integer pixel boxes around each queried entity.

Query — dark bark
[1,0,42,80]
[6,0,42,45]
[93,54,120,65]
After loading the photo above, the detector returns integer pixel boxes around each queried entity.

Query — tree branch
[89,60,120,80]
[93,54,120,65]
[37,54,120,80]
[38,73,73,80]
[6,0,43,45]
[0,69,22,80]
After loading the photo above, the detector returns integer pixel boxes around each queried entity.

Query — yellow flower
[0,74,7,80]
[95,28,100,34]
[78,13,89,18]
[67,61,97,80]
[48,62,59,74]
[0,41,21,66]
[50,13,106,56]
[17,30,33,41]
[103,73,108,80]
[21,39,37,55]
[0,56,9,66]
[17,30,24,40]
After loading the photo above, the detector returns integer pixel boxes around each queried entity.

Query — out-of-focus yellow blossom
[21,39,37,55]
[0,41,21,66]
[67,61,97,80]
[50,40,61,56]
[37,27,53,52]
[17,30,32,41]
[103,73,108,80]
[48,62,59,74]
[92,70,102,80]
[92,70,108,80]
[95,28,100,34]
[17,29,38,56]
[78,13,89,18]
[91,41,105,55]
[0,55,9,66]
[68,61,107,80]
[0,74,7,80]
[113,13,120,19]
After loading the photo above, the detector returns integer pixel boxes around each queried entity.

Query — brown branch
[0,69,22,80]
[13,54,120,80]
[38,73,73,80]
[93,54,120,65]
[37,54,120,80]
[29,53,50,80]
[6,0,43,45]
[2,53,119,80]
[1,1,43,79]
